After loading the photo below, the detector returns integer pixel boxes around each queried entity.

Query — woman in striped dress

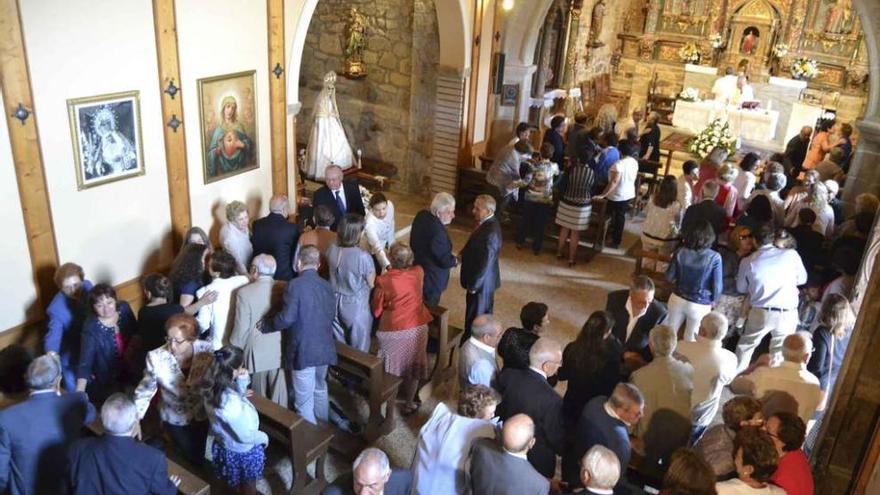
[555,156,596,266]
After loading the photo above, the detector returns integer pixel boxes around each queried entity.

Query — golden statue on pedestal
[344,7,367,79]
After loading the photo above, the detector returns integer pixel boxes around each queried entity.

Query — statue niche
[739,26,760,55]
[819,0,855,35]
[722,0,779,76]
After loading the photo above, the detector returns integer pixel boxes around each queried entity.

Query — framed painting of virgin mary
[197,70,259,184]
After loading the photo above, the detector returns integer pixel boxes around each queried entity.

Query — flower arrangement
[791,57,819,80]
[679,87,700,102]
[688,118,737,159]
[678,42,701,64]
[772,43,789,58]
[709,34,724,49]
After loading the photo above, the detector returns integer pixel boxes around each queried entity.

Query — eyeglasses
[166,337,189,345]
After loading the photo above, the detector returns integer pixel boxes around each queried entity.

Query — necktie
[335,189,345,214]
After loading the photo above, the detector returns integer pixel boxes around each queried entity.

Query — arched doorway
[286,0,470,195]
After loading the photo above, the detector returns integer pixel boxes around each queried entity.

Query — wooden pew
[426,304,463,388]
[333,342,403,442]
[249,394,333,495]
[84,419,210,495]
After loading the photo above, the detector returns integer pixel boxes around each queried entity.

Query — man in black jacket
[681,180,727,238]
[460,194,503,340]
[312,165,366,230]
[251,195,299,280]
[783,126,812,179]
[410,192,458,306]
[495,338,566,479]
[604,276,667,369]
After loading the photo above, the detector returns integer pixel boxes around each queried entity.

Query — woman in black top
[137,273,185,355]
[497,302,549,370]
[558,311,622,426]
[640,111,662,162]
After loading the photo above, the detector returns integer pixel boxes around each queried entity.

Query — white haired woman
[219,200,252,275]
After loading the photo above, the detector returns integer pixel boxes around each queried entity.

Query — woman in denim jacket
[197,346,268,494]
[665,220,723,341]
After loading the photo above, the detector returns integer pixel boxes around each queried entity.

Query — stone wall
[297,0,439,191]
[575,0,636,83]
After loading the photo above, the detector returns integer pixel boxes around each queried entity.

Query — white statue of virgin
[305,71,355,180]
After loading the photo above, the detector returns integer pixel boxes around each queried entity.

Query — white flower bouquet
[679,87,700,102]
[709,34,724,49]
[791,57,819,80]
[772,43,789,58]
[688,118,737,159]
[678,42,701,64]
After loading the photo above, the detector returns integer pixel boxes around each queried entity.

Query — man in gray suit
[459,314,502,388]
[231,254,287,407]
[469,414,550,495]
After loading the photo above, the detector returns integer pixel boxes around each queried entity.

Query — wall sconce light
[502,0,514,11]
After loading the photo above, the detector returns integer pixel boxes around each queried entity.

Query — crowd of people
[0,107,868,495]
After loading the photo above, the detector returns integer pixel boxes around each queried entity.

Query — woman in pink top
[802,120,840,171]
[766,413,814,495]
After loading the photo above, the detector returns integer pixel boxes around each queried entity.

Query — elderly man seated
[322,447,411,495]
[731,332,822,425]
[67,393,179,494]
[563,445,621,495]
[0,353,96,495]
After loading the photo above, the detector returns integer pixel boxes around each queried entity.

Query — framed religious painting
[197,70,259,184]
[67,91,145,190]
[501,84,519,106]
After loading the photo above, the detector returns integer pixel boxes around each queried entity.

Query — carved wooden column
[561,0,583,89]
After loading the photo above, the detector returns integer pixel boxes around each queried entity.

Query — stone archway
[285,0,470,195]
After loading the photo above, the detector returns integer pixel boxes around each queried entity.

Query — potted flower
[688,118,737,158]
[772,43,789,59]
[791,57,819,80]
[678,42,701,64]
[678,87,700,102]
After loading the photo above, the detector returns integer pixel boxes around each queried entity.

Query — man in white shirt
[596,140,639,248]
[735,224,807,371]
[730,332,822,425]
[712,67,738,104]
[676,312,737,438]
[363,193,396,271]
[458,315,502,388]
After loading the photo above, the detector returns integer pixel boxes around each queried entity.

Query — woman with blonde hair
[219,200,252,275]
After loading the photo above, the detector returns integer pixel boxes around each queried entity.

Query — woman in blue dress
[207,96,254,177]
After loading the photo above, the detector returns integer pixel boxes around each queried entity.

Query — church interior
[2,0,880,493]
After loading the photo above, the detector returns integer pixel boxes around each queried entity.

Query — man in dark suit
[783,126,812,179]
[312,164,366,230]
[681,180,727,238]
[604,276,667,368]
[251,195,300,281]
[262,245,350,431]
[460,194,503,340]
[67,393,178,495]
[469,414,551,495]
[0,353,96,495]
[563,383,644,490]
[410,192,458,305]
[495,338,566,478]
[322,447,411,495]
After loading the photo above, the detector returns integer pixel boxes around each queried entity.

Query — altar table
[672,100,780,143]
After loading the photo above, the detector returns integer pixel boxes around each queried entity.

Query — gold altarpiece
[612,0,868,121]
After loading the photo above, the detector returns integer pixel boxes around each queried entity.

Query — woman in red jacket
[371,242,434,416]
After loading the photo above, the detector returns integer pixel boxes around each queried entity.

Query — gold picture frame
[67,90,145,190]
[197,70,259,184]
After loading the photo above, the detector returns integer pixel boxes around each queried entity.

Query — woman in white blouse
[640,175,683,256]
[219,200,252,275]
[196,251,250,350]
[134,313,214,466]
[363,193,396,272]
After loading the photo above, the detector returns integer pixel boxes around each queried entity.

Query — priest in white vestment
[733,75,756,106]
[712,67,739,105]
[306,71,355,180]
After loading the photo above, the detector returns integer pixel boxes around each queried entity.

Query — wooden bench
[633,245,674,302]
[84,419,210,495]
[633,159,663,216]
[249,394,333,495]
[426,304,463,387]
[584,197,612,254]
[333,342,403,442]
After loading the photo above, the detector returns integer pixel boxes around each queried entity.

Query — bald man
[469,414,550,495]
[251,195,300,280]
[322,447,412,495]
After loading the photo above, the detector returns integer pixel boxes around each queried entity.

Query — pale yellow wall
[176,0,274,240]
[19,0,174,287]
[0,92,38,330]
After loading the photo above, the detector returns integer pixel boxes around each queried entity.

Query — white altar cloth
[672,100,780,142]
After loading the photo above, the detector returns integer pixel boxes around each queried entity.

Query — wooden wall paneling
[152,0,192,252]
[267,0,288,198]
[0,0,60,322]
